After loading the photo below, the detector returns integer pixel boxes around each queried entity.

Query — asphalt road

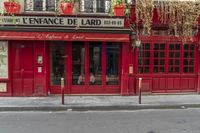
[0,109,200,133]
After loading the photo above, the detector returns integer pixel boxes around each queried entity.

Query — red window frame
[138,43,197,74]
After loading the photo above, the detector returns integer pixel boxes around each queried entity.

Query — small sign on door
[38,67,42,73]
[0,83,7,92]
[129,64,133,75]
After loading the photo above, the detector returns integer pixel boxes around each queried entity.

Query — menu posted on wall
[0,41,8,79]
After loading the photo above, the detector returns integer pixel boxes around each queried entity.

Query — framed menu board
[0,41,8,79]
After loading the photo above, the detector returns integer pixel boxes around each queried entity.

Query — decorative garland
[136,0,200,38]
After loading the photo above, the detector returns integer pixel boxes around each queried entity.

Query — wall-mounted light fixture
[130,31,136,49]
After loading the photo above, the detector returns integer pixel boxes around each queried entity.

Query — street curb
[0,104,200,111]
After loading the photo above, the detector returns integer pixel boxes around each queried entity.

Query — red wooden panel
[188,78,195,89]
[160,78,166,90]
[152,78,159,90]
[181,78,189,90]
[12,79,22,96]
[23,79,33,96]
[167,78,174,90]
[128,77,135,95]
[173,78,180,89]
[141,79,151,92]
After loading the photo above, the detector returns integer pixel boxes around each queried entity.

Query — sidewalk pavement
[0,94,200,111]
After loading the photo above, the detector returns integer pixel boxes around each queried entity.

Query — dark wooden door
[12,43,34,96]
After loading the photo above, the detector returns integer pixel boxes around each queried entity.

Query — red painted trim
[0,31,129,42]
[102,42,106,92]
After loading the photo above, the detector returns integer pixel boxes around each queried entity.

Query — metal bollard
[138,78,142,104]
[61,77,65,105]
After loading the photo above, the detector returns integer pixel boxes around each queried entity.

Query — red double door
[12,42,34,96]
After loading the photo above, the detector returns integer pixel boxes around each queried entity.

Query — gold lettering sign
[0,83,7,92]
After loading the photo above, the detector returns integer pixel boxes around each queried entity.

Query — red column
[121,43,129,96]
[34,41,47,96]
[197,47,200,93]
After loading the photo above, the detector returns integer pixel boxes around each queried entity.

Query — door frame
[48,41,122,94]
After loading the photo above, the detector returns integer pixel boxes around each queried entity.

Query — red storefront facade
[0,1,199,96]
[0,15,133,96]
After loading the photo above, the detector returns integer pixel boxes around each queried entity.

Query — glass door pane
[106,43,119,85]
[50,42,66,85]
[72,42,85,85]
[89,43,102,85]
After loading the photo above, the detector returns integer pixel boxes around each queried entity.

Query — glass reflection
[50,42,66,85]
[89,43,102,85]
[106,43,119,85]
[72,42,85,85]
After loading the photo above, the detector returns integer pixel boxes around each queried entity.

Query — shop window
[50,42,66,85]
[106,43,119,85]
[89,43,102,85]
[138,43,150,73]
[25,0,58,12]
[183,44,195,73]
[153,43,165,73]
[72,42,85,85]
[138,43,196,74]
[80,0,111,13]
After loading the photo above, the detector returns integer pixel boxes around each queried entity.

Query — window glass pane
[96,0,105,13]
[169,44,174,50]
[169,59,173,65]
[169,52,174,58]
[89,43,102,85]
[34,0,43,11]
[184,52,188,58]
[190,52,194,58]
[175,67,179,72]
[145,52,150,57]
[189,67,194,72]
[144,59,150,65]
[175,60,179,65]
[138,60,142,65]
[50,42,66,85]
[175,44,180,50]
[184,44,189,50]
[154,44,159,50]
[144,67,149,73]
[168,67,173,72]
[183,67,188,73]
[46,0,56,11]
[84,0,93,12]
[154,59,158,65]
[154,52,158,57]
[160,59,165,65]
[190,44,195,50]
[145,44,150,50]
[106,44,119,85]
[160,44,165,50]
[160,52,165,57]
[154,67,158,73]
[190,60,194,65]
[138,67,143,73]
[184,59,188,65]
[175,52,180,58]
[160,67,164,72]
[72,42,85,85]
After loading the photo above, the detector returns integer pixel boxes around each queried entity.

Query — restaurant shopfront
[0,15,132,96]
